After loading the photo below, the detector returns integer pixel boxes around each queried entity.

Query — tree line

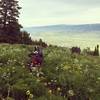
[0,0,47,47]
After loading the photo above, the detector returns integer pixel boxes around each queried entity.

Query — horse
[71,47,81,54]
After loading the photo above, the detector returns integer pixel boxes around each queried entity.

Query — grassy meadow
[0,44,100,100]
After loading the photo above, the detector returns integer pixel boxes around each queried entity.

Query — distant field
[31,31,100,50]
[24,24,100,50]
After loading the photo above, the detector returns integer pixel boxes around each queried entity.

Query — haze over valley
[24,24,100,50]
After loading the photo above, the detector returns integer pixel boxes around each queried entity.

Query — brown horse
[71,47,81,54]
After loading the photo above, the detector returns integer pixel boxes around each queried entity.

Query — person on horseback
[29,46,43,72]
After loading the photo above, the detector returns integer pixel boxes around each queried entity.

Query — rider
[37,46,43,58]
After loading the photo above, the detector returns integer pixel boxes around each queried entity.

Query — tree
[94,45,99,56]
[0,0,22,43]
[38,39,47,47]
[20,31,33,44]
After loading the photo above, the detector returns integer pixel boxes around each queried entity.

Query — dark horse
[71,47,81,54]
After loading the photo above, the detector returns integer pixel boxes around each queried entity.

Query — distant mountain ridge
[23,24,100,34]
[23,24,100,49]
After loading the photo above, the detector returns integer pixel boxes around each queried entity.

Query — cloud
[19,0,100,26]
[55,0,100,7]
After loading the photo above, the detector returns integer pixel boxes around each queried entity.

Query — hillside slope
[0,44,100,100]
[24,24,100,33]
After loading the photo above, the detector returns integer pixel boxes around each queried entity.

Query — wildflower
[7,68,10,71]
[80,71,83,74]
[56,67,59,70]
[84,67,88,72]
[44,82,47,86]
[78,66,82,70]
[51,80,53,82]
[68,90,75,96]
[12,70,15,73]
[97,77,100,80]
[12,67,15,70]
[48,82,51,85]
[57,87,61,91]
[29,94,34,99]
[31,67,36,71]
[2,72,6,78]
[0,63,3,66]
[21,62,24,66]
[88,88,94,93]
[22,65,25,68]
[48,90,52,94]
[36,73,40,77]
[14,59,17,62]
[26,90,30,95]
[36,79,40,82]
[29,73,32,75]
[7,72,11,76]
[74,58,79,63]
[54,79,57,82]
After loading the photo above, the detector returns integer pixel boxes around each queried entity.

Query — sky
[19,0,100,27]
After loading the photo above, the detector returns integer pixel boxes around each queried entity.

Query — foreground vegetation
[0,44,100,100]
